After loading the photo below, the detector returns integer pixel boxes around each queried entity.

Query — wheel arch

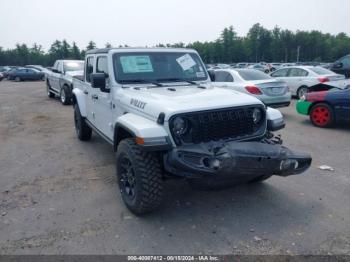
[297,85,309,94]
[114,124,136,151]
[60,79,72,92]
[308,101,334,115]
[72,88,87,117]
[62,83,70,90]
[114,113,171,152]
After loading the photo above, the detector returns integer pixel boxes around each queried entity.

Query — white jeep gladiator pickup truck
[46,60,84,105]
[72,48,312,215]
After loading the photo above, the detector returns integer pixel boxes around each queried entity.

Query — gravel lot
[0,80,350,255]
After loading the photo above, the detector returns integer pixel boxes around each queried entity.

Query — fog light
[280,159,299,171]
[211,159,221,170]
[202,157,221,170]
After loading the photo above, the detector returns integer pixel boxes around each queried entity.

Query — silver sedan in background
[209,69,291,108]
[270,66,345,98]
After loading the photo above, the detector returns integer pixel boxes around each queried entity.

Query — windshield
[64,61,84,72]
[237,69,272,80]
[113,52,207,84]
[309,67,334,75]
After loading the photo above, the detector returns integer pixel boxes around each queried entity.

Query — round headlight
[172,117,188,136]
[252,108,263,124]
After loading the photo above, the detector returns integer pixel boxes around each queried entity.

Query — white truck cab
[72,48,311,215]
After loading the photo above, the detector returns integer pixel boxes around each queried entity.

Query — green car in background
[296,88,350,128]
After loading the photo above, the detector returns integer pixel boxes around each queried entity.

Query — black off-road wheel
[74,104,92,141]
[116,139,163,215]
[46,81,55,98]
[60,85,71,105]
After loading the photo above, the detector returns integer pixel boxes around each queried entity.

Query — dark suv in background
[331,54,350,78]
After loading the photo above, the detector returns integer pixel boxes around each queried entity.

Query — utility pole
[297,46,301,63]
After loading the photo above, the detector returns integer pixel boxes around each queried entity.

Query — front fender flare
[266,107,285,131]
[115,113,171,150]
[116,113,169,138]
[72,88,87,117]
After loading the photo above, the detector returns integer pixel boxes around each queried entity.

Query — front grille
[170,106,266,145]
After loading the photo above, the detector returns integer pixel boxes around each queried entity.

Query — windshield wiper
[157,78,208,89]
[119,79,163,87]
[156,78,197,85]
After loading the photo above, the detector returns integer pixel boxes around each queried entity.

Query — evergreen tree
[86,41,97,50]
[71,42,81,59]
[1,25,350,66]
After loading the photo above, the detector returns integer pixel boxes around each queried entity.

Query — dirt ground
[0,80,350,255]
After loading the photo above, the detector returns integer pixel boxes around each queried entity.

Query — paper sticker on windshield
[120,56,154,73]
[176,54,196,71]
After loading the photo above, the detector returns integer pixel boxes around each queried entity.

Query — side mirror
[208,70,215,81]
[333,62,343,69]
[91,73,109,92]
[52,69,59,73]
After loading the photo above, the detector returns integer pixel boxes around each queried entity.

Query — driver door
[93,56,114,141]
[85,56,97,126]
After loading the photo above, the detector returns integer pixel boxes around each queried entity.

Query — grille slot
[170,106,265,145]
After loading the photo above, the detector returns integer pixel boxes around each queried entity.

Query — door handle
[83,90,88,95]
[91,94,99,100]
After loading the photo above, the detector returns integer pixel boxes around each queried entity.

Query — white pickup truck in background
[46,60,84,105]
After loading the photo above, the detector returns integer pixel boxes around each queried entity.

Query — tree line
[1,23,350,66]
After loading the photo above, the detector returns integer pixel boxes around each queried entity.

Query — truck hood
[119,84,263,120]
[66,70,84,77]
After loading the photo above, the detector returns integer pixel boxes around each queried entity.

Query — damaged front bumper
[164,141,312,180]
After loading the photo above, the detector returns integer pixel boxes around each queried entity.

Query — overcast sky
[0,0,349,51]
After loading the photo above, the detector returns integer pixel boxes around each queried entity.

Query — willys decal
[130,98,147,109]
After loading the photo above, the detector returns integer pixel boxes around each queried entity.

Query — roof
[85,47,196,55]
[86,48,112,54]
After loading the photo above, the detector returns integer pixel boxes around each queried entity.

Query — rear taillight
[245,86,262,95]
[318,77,330,83]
